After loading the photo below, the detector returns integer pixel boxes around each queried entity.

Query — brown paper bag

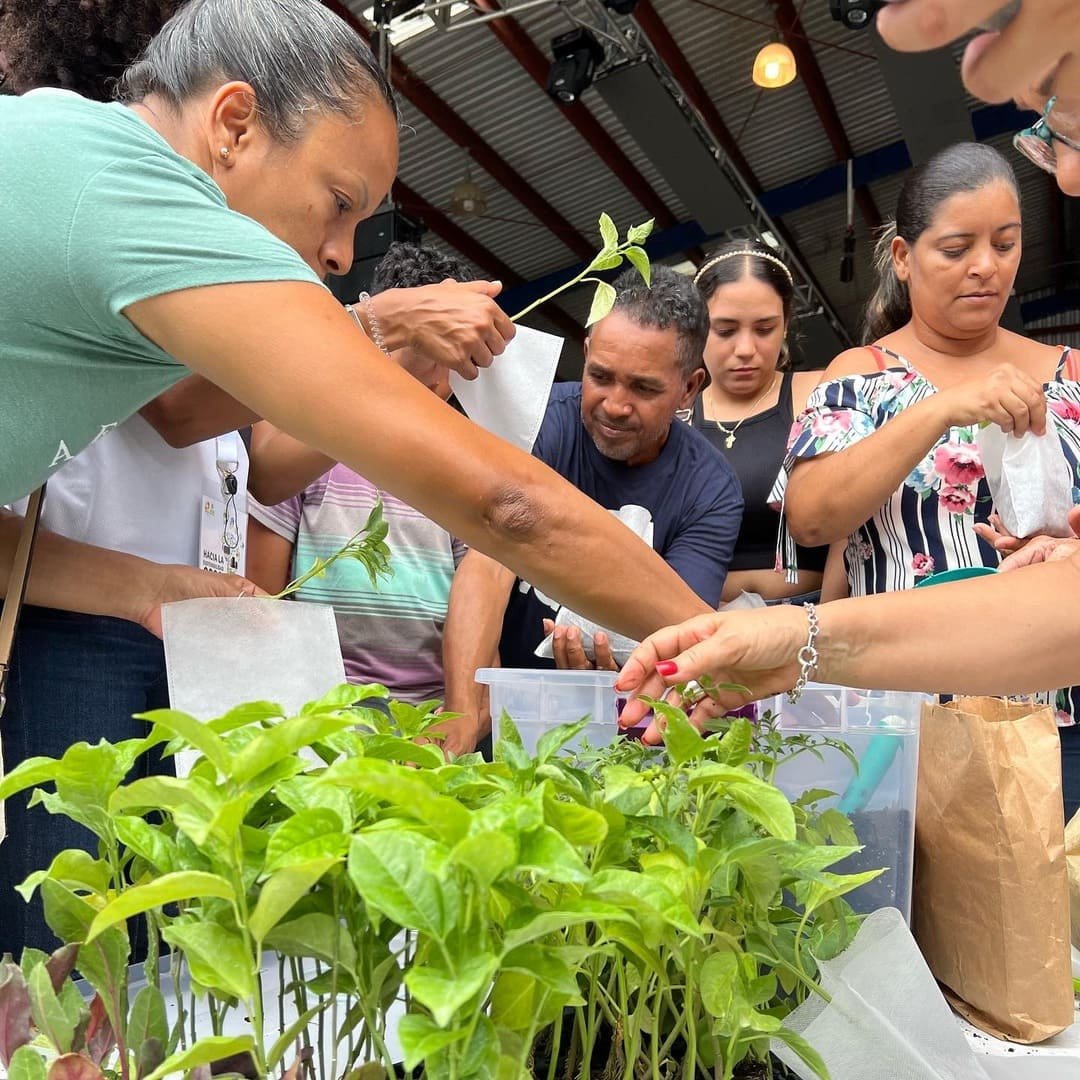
[1067,809,1080,951]
[913,696,1073,1043]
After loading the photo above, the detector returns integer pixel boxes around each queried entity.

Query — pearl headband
[693,248,794,287]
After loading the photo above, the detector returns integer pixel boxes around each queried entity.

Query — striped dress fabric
[770,346,1080,722]
[250,465,465,703]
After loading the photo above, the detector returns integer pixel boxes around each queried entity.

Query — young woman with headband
[691,241,836,605]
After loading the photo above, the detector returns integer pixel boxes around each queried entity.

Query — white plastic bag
[975,425,1074,539]
[533,592,767,667]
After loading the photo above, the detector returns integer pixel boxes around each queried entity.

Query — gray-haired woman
[0,0,707,641]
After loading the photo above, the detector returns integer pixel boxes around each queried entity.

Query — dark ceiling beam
[768,0,882,229]
[323,0,595,262]
[471,0,678,231]
[393,179,585,343]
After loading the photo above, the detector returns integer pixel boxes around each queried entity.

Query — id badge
[199,483,247,575]
[200,431,247,575]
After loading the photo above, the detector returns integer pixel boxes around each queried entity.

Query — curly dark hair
[371,241,473,294]
[0,0,180,99]
[608,264,708,378]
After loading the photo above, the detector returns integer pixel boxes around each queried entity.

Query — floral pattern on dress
[911,553,935,577]
[768,344,1080,722]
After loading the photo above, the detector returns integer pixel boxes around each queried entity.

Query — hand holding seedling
[367,279,515,380]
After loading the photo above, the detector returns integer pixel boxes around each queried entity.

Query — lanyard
[215,432,242,553]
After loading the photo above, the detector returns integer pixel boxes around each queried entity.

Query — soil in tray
[833,807,914,913]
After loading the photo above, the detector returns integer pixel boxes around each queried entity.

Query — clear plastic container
[761,683,926,922]
[475,668,620,756]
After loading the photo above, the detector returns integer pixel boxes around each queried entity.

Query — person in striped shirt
[245,242,471,703]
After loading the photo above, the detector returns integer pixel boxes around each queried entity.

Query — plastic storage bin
[475,668,620,756]
[762,682,925,922]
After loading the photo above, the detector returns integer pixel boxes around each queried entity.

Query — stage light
[546,28,604,105]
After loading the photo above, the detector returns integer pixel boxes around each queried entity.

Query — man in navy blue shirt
[440,266,743,754]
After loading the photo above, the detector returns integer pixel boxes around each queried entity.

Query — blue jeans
[0,606,171,957]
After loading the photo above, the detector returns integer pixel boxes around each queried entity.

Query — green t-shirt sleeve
[66,154,323,340]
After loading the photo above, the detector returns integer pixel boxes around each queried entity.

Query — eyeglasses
[1014,97,1080,176]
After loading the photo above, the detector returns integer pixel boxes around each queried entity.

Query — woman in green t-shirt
[0,0,708,645]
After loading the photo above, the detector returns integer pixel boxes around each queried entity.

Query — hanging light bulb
[752,42,797,88]
[450,160,487,217]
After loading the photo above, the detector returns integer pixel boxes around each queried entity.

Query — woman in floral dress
[773,142,1080,802]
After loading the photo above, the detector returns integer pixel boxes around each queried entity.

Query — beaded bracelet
[353,291,389,356]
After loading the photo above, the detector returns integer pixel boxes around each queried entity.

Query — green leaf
[263,913,357,973]
[359,735,445,770]
[623,245,650,286]
[585,281,617,328]
[797,869,884,918]
[265,1003,327,1071]
[348,831,457,939]
[586,868,702,940]
[275,775,353,830]
[17,850,110,902]
[126,985,168,1063]
[85,872,235,941]
[137,709,232,776]
[160,923,255,1001]
[230,713,356,784]
[772,1027,831,1080]
[405,953,499,1028]
[7,1046,47,1080]
[500,945,580,998]
[689,764,796,840]
[141,1035,256,1080]
[516,825,590,884]
[447,831,517,889]
[598,212,619,250]
[502,900,634,952]
[397,1015,467,1071]
[249,857,338,944]
[816,808,859,848]
[27,965,75,1054]
[460,1013,499,1079]
[626,815,697,865]
[325,758,469,844]
[0,757,60,802]
[653,701,705,765]
[699,946,740,1022]
[264,809,347,872]
[534,720,590,764]
[587,251,623,272]
[716,717,753,767]
[626,219,654,245]
[543,797,608,847]
[113,817,177,877]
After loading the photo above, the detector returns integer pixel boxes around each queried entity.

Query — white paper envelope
[449,324,564,452]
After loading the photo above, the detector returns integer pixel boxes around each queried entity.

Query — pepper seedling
[511,213,654,327]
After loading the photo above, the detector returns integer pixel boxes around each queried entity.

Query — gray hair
[605,264,708,378]
[117,0,399,143]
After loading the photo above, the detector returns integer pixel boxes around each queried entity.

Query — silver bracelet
[787,602,820,704]
[354,291,389,356]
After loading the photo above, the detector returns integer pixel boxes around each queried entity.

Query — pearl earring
[219,146,231,160]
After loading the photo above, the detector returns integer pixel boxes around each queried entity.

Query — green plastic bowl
[914,566,997,588]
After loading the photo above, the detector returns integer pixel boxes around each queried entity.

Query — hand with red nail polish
[616,605,811,740]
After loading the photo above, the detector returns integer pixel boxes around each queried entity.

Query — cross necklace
[705,374,779,449]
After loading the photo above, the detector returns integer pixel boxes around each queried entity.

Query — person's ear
[680,366,707,409]
[892,235,912,284]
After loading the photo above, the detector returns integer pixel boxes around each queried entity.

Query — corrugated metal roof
[337,0,1059,345]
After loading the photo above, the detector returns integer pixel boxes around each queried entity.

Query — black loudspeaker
[326,207,425,303]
